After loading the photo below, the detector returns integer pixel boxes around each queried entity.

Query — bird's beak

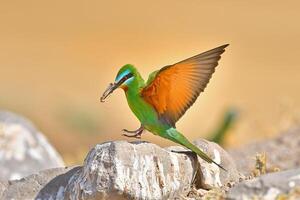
[100,82,119,102]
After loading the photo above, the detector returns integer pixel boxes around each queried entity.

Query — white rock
[1,139,240,200]
[0,111,64,181]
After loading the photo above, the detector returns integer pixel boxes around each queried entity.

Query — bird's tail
[164,128,226,171]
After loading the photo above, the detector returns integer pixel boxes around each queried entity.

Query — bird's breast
[125,92,158,125]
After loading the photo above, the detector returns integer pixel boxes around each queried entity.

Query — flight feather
[141,44,229,126]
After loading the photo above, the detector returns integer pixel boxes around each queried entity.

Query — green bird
[100,44,229,170]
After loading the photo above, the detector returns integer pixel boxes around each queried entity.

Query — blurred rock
[0,181,7,198]
[227,168,300,200]
[1,167,78,200]
[1,140,240,200]
[0,111,64,181]
[229,127,300,175]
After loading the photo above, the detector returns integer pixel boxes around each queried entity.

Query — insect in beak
[100,82,118,102]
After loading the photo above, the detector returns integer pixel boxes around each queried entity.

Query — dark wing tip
[217,44,230,49]
[204,43,230,54]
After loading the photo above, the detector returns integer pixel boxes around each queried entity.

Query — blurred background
[1,1,300,165]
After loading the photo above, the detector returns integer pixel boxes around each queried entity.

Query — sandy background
[1,1,300,164]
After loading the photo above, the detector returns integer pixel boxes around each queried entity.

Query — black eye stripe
[118,72,133,85]
[123,72,133,80]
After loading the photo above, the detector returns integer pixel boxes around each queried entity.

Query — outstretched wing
[141,44,229,127]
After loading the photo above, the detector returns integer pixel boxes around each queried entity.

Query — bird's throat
[120,85,129,92]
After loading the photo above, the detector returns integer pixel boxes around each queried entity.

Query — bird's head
[100,64,137,102]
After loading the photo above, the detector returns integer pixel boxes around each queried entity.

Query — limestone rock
[1,167,77,200]
[0,111,64,181]
[63,140,239,199]
[227,168,300,200]
[193,139,240,189]
[1,140,240,200]
[65,141,197,200]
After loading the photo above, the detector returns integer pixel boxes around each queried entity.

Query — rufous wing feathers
[141,44,229,127]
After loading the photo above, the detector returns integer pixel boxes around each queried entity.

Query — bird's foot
[122,129,138,133]
[122,126,144,139]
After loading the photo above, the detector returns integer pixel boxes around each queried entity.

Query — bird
[100,44,229,170]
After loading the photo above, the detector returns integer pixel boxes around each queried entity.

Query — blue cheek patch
[115,69,131,83]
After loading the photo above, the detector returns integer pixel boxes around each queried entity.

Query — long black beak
[100,82,119,102]
[100,72,133,102]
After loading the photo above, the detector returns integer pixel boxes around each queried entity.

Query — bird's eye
[125,73,133,79]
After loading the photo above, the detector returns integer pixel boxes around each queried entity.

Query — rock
[1,140,240,200]
[0,181,7,197]
[1,167,78,200]
[36,167,82,200]
[65,141,195,200]
[229,127,300,175]
[193,139,240,189]
[227,168,300,200]
[0,111,64,181]
[62,140,239,199]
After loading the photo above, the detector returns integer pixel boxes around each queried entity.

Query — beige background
[1,1,300,164]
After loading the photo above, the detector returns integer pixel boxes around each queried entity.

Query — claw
[121,126,144,139]
[122,133,142,139]
[122,129,137,133]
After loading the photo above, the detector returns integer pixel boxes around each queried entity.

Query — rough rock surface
[1,167,77,200]
[0,111,64,181]
[227,168,300,200]
[193,139,240,189]
[229,127,300,175]
[62,140,239,200]
[1,140,240,200]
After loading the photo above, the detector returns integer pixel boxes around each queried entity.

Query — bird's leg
[122,125,144,138]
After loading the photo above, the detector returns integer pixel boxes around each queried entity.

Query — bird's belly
[128,100,155,123]
[126,95,162,128]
